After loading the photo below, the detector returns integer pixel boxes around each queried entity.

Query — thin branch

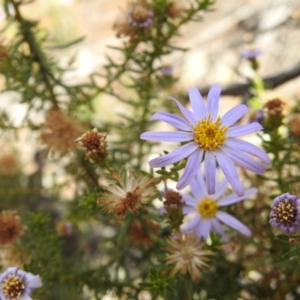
[198,61,300,97]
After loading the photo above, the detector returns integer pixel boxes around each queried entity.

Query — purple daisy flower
[269,193,300,234]
[140,85,270,196]
[0,267,42,300]
[181,170,257,241]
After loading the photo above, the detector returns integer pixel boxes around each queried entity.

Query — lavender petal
[223,145,266,175]
[182,194,198,207]
[205,151,216,195]
[215,149,244,197]
[227,122,263,137]
[149,142,199,168]
[207,85,221,122]
[221,104,249,127]
[151,112,191,131]
[190,169,206,199]
[140,131,194,142]
[181,215,201,233]
[197,218,212,240]
[218,188,257,206]
[176,148,203,190]
[168,96,198,125]
[216,211,251,237]
[188,87,206,119]
[226,138,271,165]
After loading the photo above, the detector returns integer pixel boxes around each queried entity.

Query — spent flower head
[0,211,26,246]
[165,0,187,19]
[165,233,213,282]
[128,219,159,248]
[113,0,153,41]
[181,171,257,241]
[0,149,20,177]
[127,0,153,28]
[75,128,107,162]
[40,110,82,156]
[0,267,42,300]
[269,193,300,234]
[162,189,185,229]
[141,85,270,196]
[288,113,300,137]
[97,172,157,217]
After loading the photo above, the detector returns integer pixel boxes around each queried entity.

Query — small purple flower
[140,85,270,196]
[160,64,174,77]
[0,267,42,300]
[241,48,262,60]
[269,193,300,234]
[180,170,256,241]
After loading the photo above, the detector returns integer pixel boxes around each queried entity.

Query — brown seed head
[164,189,184,211]
[40,110,82,155]
[263,98,285,117]
[128,219,159,247]
[165,233,213,282]
[0,150,20,176]
[98,173,157,217]
[288,113,300,136]
[0,211,26,246]
[75,128,107,161]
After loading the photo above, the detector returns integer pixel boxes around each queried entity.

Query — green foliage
[0,0,300,299]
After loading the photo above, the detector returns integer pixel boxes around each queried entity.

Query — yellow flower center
[1,274,25,299]
[198,198,218,218]
[193,117,227,151]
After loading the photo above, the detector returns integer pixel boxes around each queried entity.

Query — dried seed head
[113,0,153,42]
[75,128,107,162]
[40,110,83,156]
[0,149,20,177]
[164,189,184,211]
[128,219,159,247]
[98,172,157,217]
[0,211,26,246]
[165,233,214,282]
[288,113,300,136]
[56,221,73,236]
[263,98,285,117]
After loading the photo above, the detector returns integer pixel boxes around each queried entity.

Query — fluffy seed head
[165,233,213,282]
[97,172,157,217]
[40,110,82,155]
